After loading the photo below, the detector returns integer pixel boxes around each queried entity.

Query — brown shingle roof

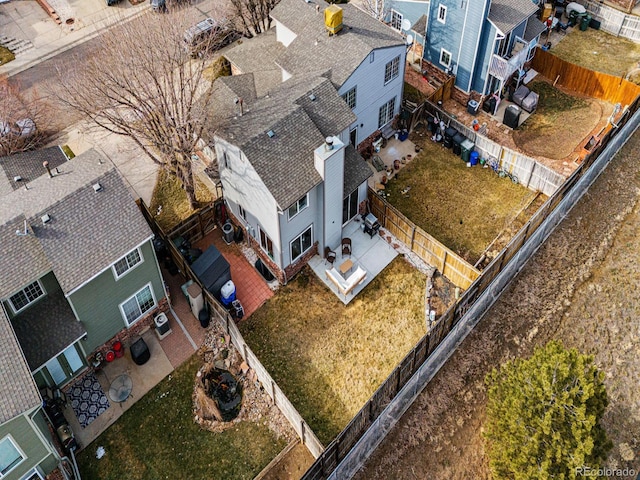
[489,0,539,34]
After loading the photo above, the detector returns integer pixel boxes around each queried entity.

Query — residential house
[203,0,407,282]
[388,0,546,98]
[0,147,166,478]
[224,0,407,146]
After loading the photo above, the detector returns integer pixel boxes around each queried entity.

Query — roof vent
[308,94,316,101]
[93,182,103,192]
[325,136,334,151]
[267,130,275,138]
[13,175,22,182]
[324,5,343,35]
[41,213,51,225]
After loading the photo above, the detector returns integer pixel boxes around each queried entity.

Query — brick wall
[420,60,449,85]
[283,242,318,282]
[357,129,382,159]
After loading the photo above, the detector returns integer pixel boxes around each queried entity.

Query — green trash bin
[568,10,579,27]
[580,14,591,31]
[460,139,474,163]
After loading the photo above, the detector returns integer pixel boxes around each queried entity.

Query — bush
[484,341,611,480]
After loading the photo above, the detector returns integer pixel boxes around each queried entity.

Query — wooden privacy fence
[579,0,640,42]
[532,49,640,106]
[427,75,455,103]
[137,202,325,459]
[423,101,565,196]
[302,75,640,480]
[367,189,480,290]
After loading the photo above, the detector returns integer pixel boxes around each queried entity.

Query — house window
[342,86,357,109]
[290,226,312,262]
[20,469,44,480]
[112,247,143,279]
[9,280,45,314]
[437,4,447,24]
[238,205,247,221]
[378,97,396,128]
[391,10,403,31]
[259,227,274,258]
[370,51,375,63]
[120,284,156,326]
[0,436,25,477]
[384,56,401,84]
[439,48,452,68]
[288,194,309,220]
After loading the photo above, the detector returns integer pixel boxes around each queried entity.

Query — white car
[0,118,36,137]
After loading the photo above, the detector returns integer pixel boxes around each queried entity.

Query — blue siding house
[388,0,546,96]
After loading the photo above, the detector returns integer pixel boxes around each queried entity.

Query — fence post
[243,343,248,363]
[441,250,448,275]
[301,421,306,445]
[271,380,276,406]
[410,226,416,250]
[526,161,536,190]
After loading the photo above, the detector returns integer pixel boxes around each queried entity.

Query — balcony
[488,44,531,81]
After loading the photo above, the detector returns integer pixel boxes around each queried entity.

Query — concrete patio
[367,137,418,191]
[308,219,398,304]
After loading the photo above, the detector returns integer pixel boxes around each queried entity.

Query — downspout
[423,1,431,64]
[482,31,499,96]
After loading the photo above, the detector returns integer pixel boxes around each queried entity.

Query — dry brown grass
[385,139,534,264]
[239,258,427,444]
[149,169,214,232]
[550,27,640,80]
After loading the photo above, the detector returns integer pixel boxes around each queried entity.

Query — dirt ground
[354,124,640,478]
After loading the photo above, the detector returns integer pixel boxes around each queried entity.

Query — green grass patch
[404,81,426,104]
[550,27,640,80]
[239,259,426,444]
[0,46,15,66]
[76,356,286,480]
[149,169,214,232]
[385,141,533,263]
[512,80,597,159]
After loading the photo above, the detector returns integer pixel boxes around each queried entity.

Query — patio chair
[324,246,337,265]
[341,238,352,257]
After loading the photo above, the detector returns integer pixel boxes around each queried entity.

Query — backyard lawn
[76,356,286,480]
[239,258,427,444]
[384,140,535,264]
[550,27,640,80]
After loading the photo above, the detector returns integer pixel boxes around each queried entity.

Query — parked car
[183,18,239,58]
[0,118,35,137]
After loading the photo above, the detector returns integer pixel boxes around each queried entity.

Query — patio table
[339,259,354,275]
[109,374,133,403]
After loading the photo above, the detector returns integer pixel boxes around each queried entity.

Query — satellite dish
[401,18,411,31]
[406,34,414,45]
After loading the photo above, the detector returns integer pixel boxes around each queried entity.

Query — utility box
[187,283,204,319]
[154,312,172,340]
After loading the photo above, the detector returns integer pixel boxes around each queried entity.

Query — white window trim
[439,48,452,68]
[287,193,309,221]
[437,4,447,24]
[384,56,401,85]
[378,97,396,128]
[0,435,26,478]
[8,280,46,315]
[259,227,274,258]
[390,10,403,31]
[119,283,157,327]
[238,205,247,221]
[112,247,144,280]
[290,225,313,263]
[20,468,44,480]
[342,86,357,110]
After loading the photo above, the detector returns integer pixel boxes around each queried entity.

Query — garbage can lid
[222,222,234,232]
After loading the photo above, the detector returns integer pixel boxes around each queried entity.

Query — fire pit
[196,364,243,422]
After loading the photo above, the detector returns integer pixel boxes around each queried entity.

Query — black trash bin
[198,307,210,328]
[443,127,458,149]
[452,133,466,156]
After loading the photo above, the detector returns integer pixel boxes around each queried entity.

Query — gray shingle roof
[0,307,41,424]
[224,29,285,97]
[0,149,152,295]
[213,75,356,209]
[0,146,68,191]
[523,15,547,42]
[343,145,372,197]
[489,0,539,34]
[272,0,404,87]
[10,289,86,371]
[411,15,428,36]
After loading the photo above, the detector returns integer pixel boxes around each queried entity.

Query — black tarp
[191,245,232,299]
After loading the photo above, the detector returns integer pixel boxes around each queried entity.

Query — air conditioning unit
[154,313,172,340]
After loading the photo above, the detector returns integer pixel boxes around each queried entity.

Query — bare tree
[359,0,390,21]
[230,0,280,37]
[0,76,54,157]
[55,10,235,208]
